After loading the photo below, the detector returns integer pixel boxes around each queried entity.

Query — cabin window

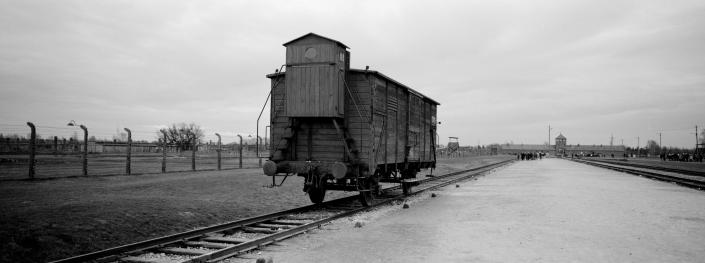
[304,47,317,60]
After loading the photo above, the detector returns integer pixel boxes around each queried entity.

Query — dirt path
[229,158,705,262]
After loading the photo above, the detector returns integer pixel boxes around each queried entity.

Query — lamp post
[67,120,88,176]
[215,133,222,170]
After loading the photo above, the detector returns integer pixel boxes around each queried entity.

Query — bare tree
[113,128,128,142]
[159,123,204,151]
[646,139,660,155]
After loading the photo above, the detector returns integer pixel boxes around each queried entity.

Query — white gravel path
[224,158,705,263]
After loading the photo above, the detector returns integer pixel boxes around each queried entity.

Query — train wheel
[359,190,374,207]
[401,168,417,195]
[358,177,378,207]
[308,187,326,204]
[402,182,412,195]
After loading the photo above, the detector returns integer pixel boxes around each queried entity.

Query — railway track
[52,159,514,263]
[571,159,705,190]
[583,159,705,177]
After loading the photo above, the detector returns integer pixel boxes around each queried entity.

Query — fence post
[161,129,167,173]
[80,125,88,176]
[27,122,36,179]
[237,134,243,168]
[215,133,222,170]
[192,138,196,171]
[258,136,262,167]
[53,136,58,154]
[124,128,131,175]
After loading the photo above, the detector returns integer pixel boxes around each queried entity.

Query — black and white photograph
[1,0,704,262]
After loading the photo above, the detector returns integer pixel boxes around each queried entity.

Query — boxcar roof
[266,69,440,105]
[348,68,440,105]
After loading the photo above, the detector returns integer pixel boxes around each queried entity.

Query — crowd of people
[660,152,704,162]
[517,152,545,160]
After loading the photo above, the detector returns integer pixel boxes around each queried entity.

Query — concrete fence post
[237,134,243,168]
[257,136,262,167]
[53,136,58,154]
[192,137,196,171]
[215,133,222,170]
[124,128,132,175]
[79,125,88,176]
[27,122,36,179]
[161,129,167,173]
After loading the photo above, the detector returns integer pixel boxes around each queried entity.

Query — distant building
[498,133,625,157]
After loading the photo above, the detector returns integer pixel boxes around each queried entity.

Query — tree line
[1,122,206,151]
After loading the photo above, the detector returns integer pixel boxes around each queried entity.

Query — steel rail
[585,159,705,177]
[572,159,705,190]
[201,159,514,263]
[51,159,514,263]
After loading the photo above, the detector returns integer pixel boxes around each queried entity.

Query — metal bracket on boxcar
[271,173,290,187]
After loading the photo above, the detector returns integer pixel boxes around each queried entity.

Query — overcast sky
[1,0,704,148]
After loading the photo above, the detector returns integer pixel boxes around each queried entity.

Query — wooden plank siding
[269,75,289,160]
[397,84,408,164]
[267,69,438,171]
[284,36,346,117]
[291,121,344,161]
[285,65,341,117]
[286,44,336,65]
[344,72,372,164]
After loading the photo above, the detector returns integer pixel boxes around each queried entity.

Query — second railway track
[52,159,514,263]
[582,158,705,177]
[571,158,705,191]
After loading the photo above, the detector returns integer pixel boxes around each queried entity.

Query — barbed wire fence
[0,122,268,180]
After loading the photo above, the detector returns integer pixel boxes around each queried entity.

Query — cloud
[1,0,704,147]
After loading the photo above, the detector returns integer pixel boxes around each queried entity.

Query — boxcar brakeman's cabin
[263,33,439,206]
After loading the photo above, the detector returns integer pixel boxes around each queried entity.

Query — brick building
[498,133,625,157]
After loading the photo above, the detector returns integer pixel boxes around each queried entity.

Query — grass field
[0,153,264,180]
[599,157,705,173]
[0,155,514,262]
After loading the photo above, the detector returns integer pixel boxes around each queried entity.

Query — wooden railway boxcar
[263,33,439,205]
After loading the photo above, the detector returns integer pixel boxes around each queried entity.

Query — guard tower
[447,137,460,155]
[283,33,350,117]
[555,134,567,156]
